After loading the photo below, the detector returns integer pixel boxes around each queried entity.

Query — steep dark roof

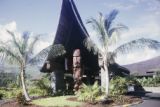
[41,0,99,73]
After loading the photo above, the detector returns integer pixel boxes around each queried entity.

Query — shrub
[76,81,101,103]
[0,87,21,99]
[8,82,19,88]
[109,76,144,96]
[16,92,27,105]
[28,87,43,96]
[0,92,3,100]
[32,76,52,96]
[137,77,160,87]
[109,76,128,96]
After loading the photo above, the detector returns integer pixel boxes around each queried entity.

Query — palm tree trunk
[100,55,109,98]
[104,63,109,97]
[101,64,109,95]
[20,66,31,101]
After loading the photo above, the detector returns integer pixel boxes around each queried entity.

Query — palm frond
[107,52,116,64]
[7,30,22,54]
[84,37,99,54]
[114,38,160,54]
[108,24,128,37]
[21,32,30,55]
[87,14,107,46]
[29,44,66,65]
[0,46,21,64]
[28,45,52,65]
[104,9,119,33]
[47,44,66,60]
[27,35,40,56]
[87,16,106,38]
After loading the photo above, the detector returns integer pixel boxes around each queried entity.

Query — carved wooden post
[73,49,82,91]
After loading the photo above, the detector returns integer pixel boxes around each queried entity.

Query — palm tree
[0,31,65,101]
[0,31,43,101]
[84,9,128,98]
[0,30,66,101]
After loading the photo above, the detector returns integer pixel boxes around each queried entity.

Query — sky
[0,0,160,65]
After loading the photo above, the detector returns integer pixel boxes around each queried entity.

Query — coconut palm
[0,31,66,101]
[84,9,128,98]
[0,31,39,101]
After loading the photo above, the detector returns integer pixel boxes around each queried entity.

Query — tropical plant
[0,31,66,101]
[76,81,101,103]
[0,92,3,100]
[137,77,160,87]
[84,9,128,98]
[16,92,27,105]
[32,74,52,96]
[0,87,21,99]
[109,76,128,96]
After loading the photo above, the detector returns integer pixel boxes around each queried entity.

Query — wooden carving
[73,49,82,91]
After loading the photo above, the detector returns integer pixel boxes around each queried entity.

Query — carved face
[73,49,81,67]
[73,49,80,56]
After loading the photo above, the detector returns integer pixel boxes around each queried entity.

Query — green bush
[76,81,101,103]
[109,76,128,96]
[109,76,143,96]
[8,82,20,88]
[137,77,160,87]
[32,75,52,96]
[29,87,48,96]
[0,87,21,99]
[16,92,27,105]
[0,92,3,100]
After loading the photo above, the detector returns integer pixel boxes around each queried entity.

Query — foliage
[0,72,18,87]
[137,77,160,87]
[16,92,27,105]
[109,76,128,96]
[32,96,82,107]
[31,74,52,96]
[8,82,20,88]
[52,89,74,96]
[0,31,44,100]
[76,81,101,103]
[0,92,3,100]
[114,38,160,55]
[85,9,128,97]
[85,10,128,54]
[109,76,140,96]
[28,87,45,97]
[0,87,21,99]
[30,44,66,64]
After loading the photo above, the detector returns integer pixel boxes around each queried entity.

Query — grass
[31,96,83,107]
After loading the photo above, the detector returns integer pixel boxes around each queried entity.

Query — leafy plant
[0,87,21,99]
[33,75,52,96]
[109,76,128,96]
[0,92,3,100]
[76,81,101,103]
[16,92,27,105]
[137,77,160,87]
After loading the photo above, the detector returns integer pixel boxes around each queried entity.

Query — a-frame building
[41,0,99,91]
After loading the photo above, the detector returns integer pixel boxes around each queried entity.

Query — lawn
[31,96,83,107]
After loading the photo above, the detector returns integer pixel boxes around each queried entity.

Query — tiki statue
[73,49,82,91]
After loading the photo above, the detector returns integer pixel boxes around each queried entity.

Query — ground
[0,95,142,107]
